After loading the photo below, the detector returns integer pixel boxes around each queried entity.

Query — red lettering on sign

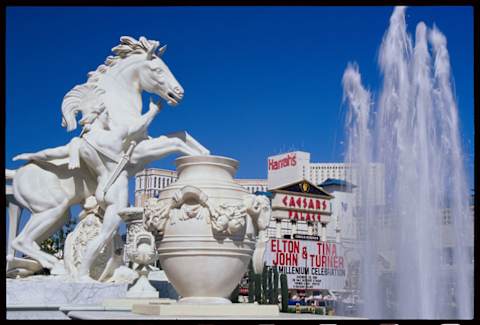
[322,200,327,210]
[271,239,278,251]
[316,200,321,210]
[273,252,298,266]
[296,197,302,207]
[268,153,297,171]
[308,199,314,209]
[289,197,295,207]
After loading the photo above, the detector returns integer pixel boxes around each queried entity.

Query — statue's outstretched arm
[13,143,71,161]
[13,138,82,170]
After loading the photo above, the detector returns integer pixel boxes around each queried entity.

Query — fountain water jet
[342,6,473,319]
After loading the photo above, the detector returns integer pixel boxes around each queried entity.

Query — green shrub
[254,273,262,303]
[273,267,279,304]
[261,264,268,304]
[248,261,254,303]
[267,267,273,304]
[280,273,288,312]
[230,284,240,303]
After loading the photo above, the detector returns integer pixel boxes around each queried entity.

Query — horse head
[109,36,184,106]
[62,36,184,132]
[135,40,184,106]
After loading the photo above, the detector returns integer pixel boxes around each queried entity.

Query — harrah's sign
[268,153,297,171]
[267,151,310,190]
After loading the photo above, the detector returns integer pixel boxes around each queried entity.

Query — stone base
[132,303,280,316]
[7,310,71,320]
[7,276,127,306]
[67,309,364,319]
[102,298,176,309]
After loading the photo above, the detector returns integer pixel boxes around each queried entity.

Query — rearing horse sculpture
[8,36,209,281]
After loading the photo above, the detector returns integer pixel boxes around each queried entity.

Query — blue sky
[5,6,474,226]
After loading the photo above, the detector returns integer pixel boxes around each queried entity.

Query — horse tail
[5,169,16,180]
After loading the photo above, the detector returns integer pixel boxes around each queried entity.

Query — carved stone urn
[143,155,271,304]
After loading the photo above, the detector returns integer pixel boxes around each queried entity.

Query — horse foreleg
[130,136,202,166]
[12,199,70,270]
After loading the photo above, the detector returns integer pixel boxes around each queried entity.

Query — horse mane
[61,84,106,131]
[61,36,161,132]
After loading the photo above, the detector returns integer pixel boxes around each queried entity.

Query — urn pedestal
[118,207,158,299]
[143,155,272,305]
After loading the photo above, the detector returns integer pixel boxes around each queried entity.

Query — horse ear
[157,45,167,57]
[147,41,160,60]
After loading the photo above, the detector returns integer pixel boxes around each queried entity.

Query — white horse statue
[7,36,209,281]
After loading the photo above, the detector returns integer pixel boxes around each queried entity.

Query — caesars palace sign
[267,151,332,222]
[271,191,332,223]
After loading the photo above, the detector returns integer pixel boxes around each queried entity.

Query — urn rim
[175,155,239,175]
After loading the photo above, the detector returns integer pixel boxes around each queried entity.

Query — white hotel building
[133,151,383,259]
[134,151,384,245]
[133,151,374,297]
[134,170,268,207]
[134,151,384,208]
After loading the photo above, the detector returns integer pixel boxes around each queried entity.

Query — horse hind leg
[12,199,70,270]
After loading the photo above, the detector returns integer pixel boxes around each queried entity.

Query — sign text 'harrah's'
[268,153,297,171]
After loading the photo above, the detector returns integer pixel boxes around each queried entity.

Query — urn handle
[243,195,272,274]
[143,186,210,235]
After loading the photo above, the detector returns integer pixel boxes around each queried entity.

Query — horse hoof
[13,154,30,161]
[77,275,99,283]
[51,262,66,275]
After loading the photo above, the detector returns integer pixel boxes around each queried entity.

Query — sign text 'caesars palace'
[271,192,332,222]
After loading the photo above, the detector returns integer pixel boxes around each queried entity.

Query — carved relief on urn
[143,155,271,304]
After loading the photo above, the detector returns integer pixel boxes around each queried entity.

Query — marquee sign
[265,239,346,290]
[272,192,332,222]
[293,234,320,241]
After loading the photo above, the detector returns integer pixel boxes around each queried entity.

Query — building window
[442,247,454,265]
[307,222,313,235]
[291,220,297,236]
[312,222,319,235]
[276,219,282,238]
[443,210,452,225]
